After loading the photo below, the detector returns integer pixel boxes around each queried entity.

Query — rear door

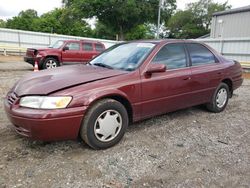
[82,42,95,63]
[61,42,82,63]
[141,43,192,119]
[186,43,224,105]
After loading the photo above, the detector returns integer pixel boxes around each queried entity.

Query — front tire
[80,99,128,149]
[42,57,59,70]
[206,83,229,113]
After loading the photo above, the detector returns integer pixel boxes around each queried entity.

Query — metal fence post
[220,39,224,54]
[17,31,21,56]
[49,34,51,46]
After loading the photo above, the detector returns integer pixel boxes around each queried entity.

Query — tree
[5,8,93,37]
[0,19,6,28]
[34,8,92,37]
[187,0,231,30]
[32,9,64,34]
[126,24,154,40]
[167,10,207,38]
[63,0,176,40]
[93,21,116,40]
[6,9,39,31]
[166,0,231,39]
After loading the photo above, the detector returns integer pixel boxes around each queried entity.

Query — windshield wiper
[93,63,113,69]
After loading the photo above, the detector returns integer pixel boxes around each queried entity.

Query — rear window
[83,43,93,51]
[187,43,216,66]
[95,43,105,52]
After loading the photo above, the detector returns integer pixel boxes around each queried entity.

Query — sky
[0,0,249,20]
[0,0,62,20]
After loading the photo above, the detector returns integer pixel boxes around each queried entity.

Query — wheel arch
[221,78,233,97]
[87,92,134,125]
[44,55,60,63]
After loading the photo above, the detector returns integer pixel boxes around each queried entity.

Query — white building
[210,5,250,38]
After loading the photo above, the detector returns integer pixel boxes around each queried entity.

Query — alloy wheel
[45,60,57,69]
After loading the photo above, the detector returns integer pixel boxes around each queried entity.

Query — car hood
[26,48,60,57]
[36,48,60,52]
[13,65,127,96]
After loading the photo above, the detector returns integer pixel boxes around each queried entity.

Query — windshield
[90,42,156,71]
[50,40,64,49]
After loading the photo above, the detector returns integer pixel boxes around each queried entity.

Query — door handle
[183,77,191,80]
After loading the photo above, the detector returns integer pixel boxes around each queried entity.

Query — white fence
[196,37,250,63]
[0,28,117,55]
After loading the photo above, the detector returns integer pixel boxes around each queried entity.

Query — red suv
[24,40,105,69]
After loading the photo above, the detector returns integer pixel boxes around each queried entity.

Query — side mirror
[63,46,69,51]
[145,63,166,75]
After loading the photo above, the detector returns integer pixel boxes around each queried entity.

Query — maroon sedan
[4,40,243,149]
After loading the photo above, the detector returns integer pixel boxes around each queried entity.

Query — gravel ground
[0,62,249,188]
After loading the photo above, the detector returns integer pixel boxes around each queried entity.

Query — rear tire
[42,57,59,70]
[206,83,229,113]
[80,99,128,150]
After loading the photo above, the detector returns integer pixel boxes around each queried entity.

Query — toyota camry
[4,40,243,149]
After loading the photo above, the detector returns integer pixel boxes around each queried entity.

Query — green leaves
[0,19,6,28]
[65,0,176,40]
[5,9,39,31]
[2,0,230,40]
[5,8,92,37]
[166,0,231,39]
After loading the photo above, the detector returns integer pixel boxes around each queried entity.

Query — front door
[62,42,82,63]
[141,43,192,119]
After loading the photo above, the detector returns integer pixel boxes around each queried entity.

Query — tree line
[0,0,230,40]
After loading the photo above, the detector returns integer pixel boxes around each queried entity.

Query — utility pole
[156,0,162,39]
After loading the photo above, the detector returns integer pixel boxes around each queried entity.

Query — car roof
[61,39,103,44]
[128,39,200,45]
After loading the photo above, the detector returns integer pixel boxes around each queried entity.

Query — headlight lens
[36,54,43,58]
[20,96,72,109]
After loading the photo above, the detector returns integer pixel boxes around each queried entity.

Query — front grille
[7,92,18,105]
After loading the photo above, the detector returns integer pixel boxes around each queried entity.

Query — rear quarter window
[187,43,216,66]
[95,43,105,52]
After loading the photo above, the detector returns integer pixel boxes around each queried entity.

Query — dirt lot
[0,61,249,188]
[0,55,23,63]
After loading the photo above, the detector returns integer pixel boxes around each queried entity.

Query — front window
[50,40,64,49]
[152,43,187,69]
[65,42,80,50]
[90,42,156,71]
